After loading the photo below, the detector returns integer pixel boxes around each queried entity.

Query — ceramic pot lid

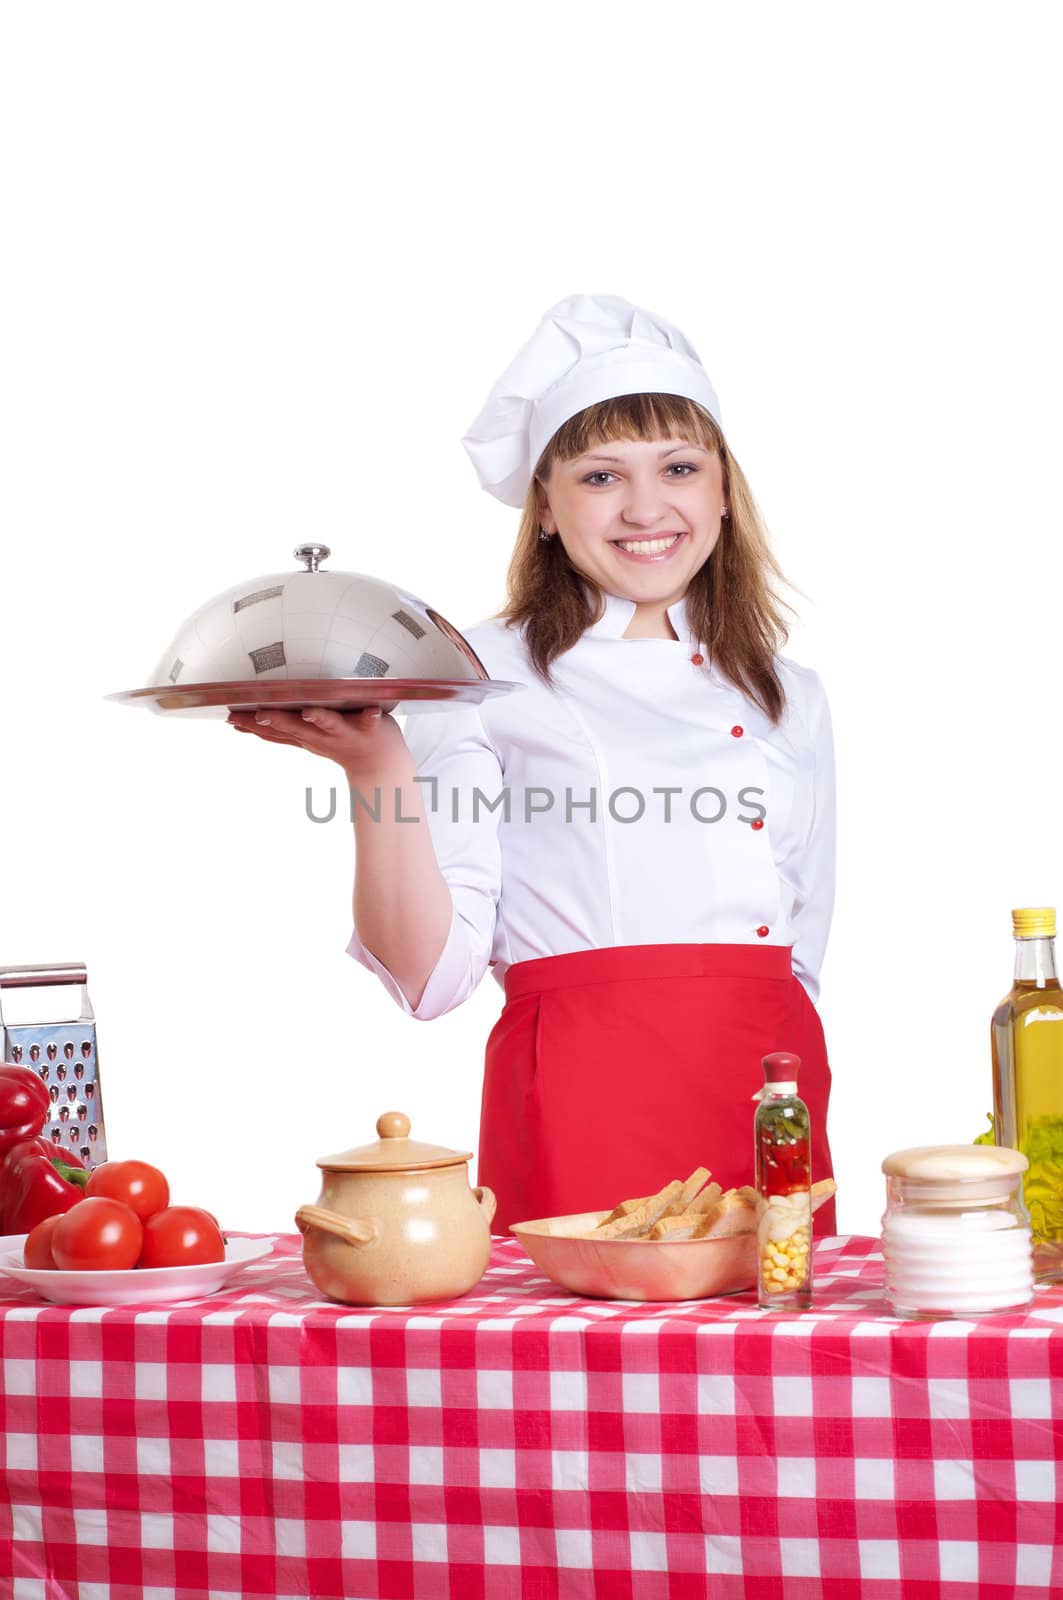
[317,1111,473,1172]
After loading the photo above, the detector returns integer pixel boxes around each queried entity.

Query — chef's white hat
[461,293,723,508]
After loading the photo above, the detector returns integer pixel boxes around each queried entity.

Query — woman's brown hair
[489,392,802,725]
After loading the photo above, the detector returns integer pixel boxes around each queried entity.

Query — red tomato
[24,1214,62,1270]
[139,1206,225,1269]
[84,1160,170,1222]
[52,1197,143,1271]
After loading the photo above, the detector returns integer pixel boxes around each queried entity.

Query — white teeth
[615,534,681,555]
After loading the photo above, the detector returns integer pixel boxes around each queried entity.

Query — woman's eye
[581,464,698,485]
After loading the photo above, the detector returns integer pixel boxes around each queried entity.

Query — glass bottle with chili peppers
[754,1051,813,1311]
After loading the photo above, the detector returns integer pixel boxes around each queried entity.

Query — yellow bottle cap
[1011,906,1056,938]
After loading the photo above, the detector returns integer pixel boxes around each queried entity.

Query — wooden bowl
[509,1209,756,1302]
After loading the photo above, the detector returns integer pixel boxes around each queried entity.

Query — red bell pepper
[0,1138,87,1234]
[0,1063,51,1157]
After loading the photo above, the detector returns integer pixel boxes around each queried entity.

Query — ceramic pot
[295,1110,496,1305]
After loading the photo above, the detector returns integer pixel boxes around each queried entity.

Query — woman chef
[229,293,838,1236]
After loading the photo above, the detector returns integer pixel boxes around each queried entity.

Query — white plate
[0,1235,276,1306]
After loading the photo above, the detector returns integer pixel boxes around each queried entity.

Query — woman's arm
[230,704,457,1004]
[228,703,487,1017]
[345,702,505,1020]
[349,746,454,1013]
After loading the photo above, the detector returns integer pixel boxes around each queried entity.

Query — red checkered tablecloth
[1,1232,1061,1599]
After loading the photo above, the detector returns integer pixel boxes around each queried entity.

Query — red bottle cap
[762,1051,801,1083]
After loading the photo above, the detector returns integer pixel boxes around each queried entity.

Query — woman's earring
[538,526,552,541]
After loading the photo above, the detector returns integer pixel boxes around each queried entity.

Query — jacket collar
[584,585,695,644]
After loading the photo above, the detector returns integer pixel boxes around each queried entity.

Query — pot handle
[474,1185,497,1226]
[295,1204,377,1247]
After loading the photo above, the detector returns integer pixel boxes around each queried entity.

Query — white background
[1,2,1060,1241]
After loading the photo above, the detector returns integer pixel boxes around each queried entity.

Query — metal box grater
[0,963,109,1168]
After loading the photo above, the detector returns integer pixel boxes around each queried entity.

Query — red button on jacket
[731,725,744,738]
[691,653,704,666]
[756,925,770,938]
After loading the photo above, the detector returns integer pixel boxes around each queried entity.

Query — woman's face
[537,436,727,604]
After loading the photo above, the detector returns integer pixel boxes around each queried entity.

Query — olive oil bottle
[991,907,1063,1281]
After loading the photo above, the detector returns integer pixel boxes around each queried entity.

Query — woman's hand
[227,705,411,782]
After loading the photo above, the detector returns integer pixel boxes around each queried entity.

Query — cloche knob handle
[294,543,331,573]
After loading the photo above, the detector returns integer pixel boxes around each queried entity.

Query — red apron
[477,942,837,1238]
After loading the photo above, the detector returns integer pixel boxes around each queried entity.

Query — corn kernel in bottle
[754,1050,813,1311]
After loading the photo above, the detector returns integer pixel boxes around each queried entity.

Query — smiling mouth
[610,533,685,555]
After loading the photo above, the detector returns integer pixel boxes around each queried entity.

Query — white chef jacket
[346,587,836,1019]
